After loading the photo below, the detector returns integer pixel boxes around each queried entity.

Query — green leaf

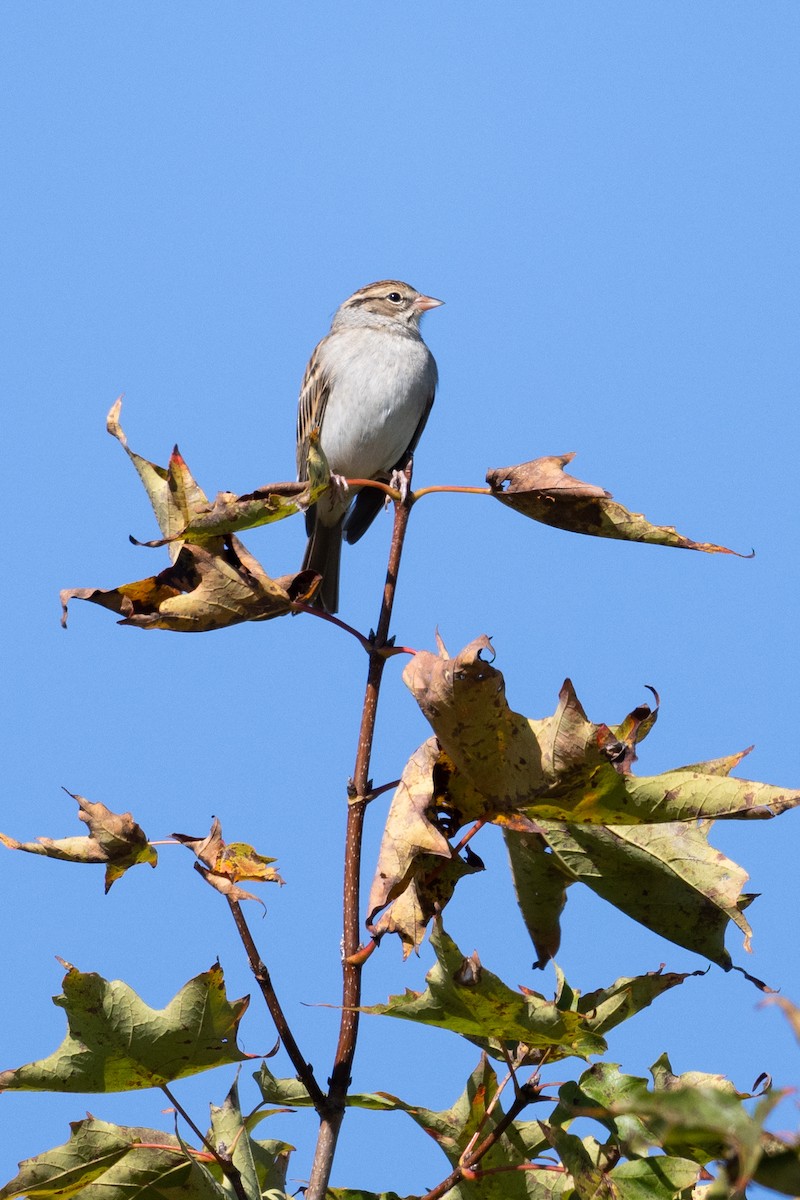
[608,1155,701,1200]
[0,1115,225,1199]
[324,1193,416,1200]
[360,922,605,1062]
[533,819,751,966]
[505,831,569,966]
[208,1077,292,1198]
[255,1063,398,1112]
[554,968,702,1044]
[0,963,251,1092]
[537,1125,616,1200]
[394,1056,548,1198]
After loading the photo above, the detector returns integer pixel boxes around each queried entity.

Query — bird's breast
[318,329,436,480]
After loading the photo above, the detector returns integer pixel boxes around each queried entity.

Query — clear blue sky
[2,3,799,1194]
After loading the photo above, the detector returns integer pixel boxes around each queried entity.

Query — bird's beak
[414,294,444,312]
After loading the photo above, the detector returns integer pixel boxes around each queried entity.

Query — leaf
[0,790,156,893]
[552,966,702,1046]
[256,1063,403,1112]
[0,1115,224,1199]
[174,817,283,905]
[530,819,753,967]
[504,831,569,966]
[360,921,606,1063]
[366,740,485,957]
[208,1077,292,1199]
[550,1058,797,1196]
[62,402,322,631]
[538,1125,616,1200]
[389,637,799,963]
[386,1055,549,1199]
[107,397,328,548]
[487,453,744,555]
[610,1084,783,1188]
[0,963,251,1093]
[763,994,800,1043]
[607,1155,701,1200]
[404,640,799,826]
[61,537,318,632]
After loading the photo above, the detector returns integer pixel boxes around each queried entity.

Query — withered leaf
[62,402,323,631]
[108,399,329,548]
[61,537,319,632]
[487,453,745,555]
[366,739,486,957]
[0,789,156,892]
[371,636,800,961]
[174,817,283,905]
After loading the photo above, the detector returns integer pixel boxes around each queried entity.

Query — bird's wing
[296,337,332,482]
[404,387,436,459]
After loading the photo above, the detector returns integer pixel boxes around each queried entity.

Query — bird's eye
[386,291,403,303]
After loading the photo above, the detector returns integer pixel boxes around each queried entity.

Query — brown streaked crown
[332,280,443,328]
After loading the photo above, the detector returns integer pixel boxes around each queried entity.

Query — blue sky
[2,2,799,1194]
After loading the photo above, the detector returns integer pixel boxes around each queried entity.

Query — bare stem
[161,1083,248,1200]
[305,463,415,1200]
[226,897,327,1111]
[291,601,375,654]
[411,483,493,500]
[419,1083,543,1200]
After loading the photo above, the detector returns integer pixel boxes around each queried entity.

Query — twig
[291,602,376,654]
[226,897,327,1111]
[419,1082,543,1200]
[305,462,415,1200]
[161,1083,248,1200]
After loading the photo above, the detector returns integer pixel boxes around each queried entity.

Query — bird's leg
[389,468,409,503]
[326,473,350,509]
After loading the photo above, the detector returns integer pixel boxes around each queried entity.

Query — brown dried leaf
[109,399,330,549]
[174,817,283,903]
[61,538,319,632]
[366,740,485,956]
[487,453,744,555]
[0,790,157,892]
[107,400,213,558]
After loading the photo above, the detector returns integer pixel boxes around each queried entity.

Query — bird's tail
[302,518,343,613]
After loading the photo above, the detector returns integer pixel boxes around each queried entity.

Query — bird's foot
[389,468,409,503]
[326,472,350,508]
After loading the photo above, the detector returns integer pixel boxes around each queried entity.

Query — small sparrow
[296,280,443,612]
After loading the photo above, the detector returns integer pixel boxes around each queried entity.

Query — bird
[296,279,443,612]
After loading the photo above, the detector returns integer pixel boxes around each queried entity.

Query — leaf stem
[305,462,415,1200]
[419,1082,543,1200]
[160,1083,248,1200]
[226,897,327,1110]
[411,483,493,500]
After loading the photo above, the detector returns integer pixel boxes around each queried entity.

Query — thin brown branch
[419,1083,543,1200]
[161,1083,248,1200]
[291,601,375,654]
[226,897,327,1111]
[305,461,415,1200]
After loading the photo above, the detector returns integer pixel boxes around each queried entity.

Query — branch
[226,897,327,1111]
[305,461,415,1200]
[161,1083,248,1200]
[419,1082,543,1200]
